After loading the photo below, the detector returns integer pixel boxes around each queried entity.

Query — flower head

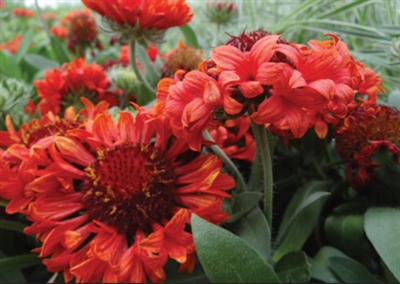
[50,26,68,39]
[11,105,233,282]
[334,102,400,190]
[161,39,203,78]
[205,1,238,25]
[82,0,193,43]
[61,9,103,56]
[34,58,117,115]
[334,102,400,160]
[0,35,23,54]
[12,7,35,17]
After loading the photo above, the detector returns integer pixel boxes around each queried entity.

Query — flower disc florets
[81,142,175,235]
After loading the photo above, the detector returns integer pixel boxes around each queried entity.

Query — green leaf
[274,251,310,283]
[273,182,331,262]
[316,0,375,19]
[49,36,71,65]
[0,220,26,233]
[324,214,372,264]
[0,51,22,79]
[15,30,34,63]
[364,207,400,282]
[231,206,271,260]
[191,214,279,283]
[0,254,41,274]
[387,89,400,110]
[310,246,347,283]
[135,43,160,87]
[23,54,59,70]
[179,25,200,49]
[227,192,263,222]
[328,256,382,283]
[0,252,26,283]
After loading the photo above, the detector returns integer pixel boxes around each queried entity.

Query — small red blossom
[34,58,117,116]
[0,35,23,54]
[50,26,68,39]
[12,7,35,17]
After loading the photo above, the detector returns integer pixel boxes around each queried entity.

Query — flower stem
[252,121,274,228]
[129,37,156,105]
[203,130,247,193]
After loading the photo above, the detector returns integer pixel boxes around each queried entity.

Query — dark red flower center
[80,142,176,235]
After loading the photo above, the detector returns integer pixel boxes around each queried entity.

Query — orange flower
[118,44,159,67]
[164,70,224,151]
[161,39,203,78]
[0,34,23,54]
[0,111,83,214]
[13,106,233,282]
[34,58,117,115]
[50,26,68,39]
[82,0,193,42]
[208,116,255,162]
[12,7,35,17]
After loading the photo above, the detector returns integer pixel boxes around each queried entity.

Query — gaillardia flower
[0,35,23,54]
[8,104,234,282]
[161,39,203,78]
[12,7,35,17]
[61,9,103,56]
[334,102,400,189]
[34,58,117,115]
[205,1,238,26]
[82,0,193,43]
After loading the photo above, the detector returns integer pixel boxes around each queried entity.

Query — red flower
[60,9,103,56]
[12,7,35,17]
[334,102,400,160]
[334,102,400,190]
[208,116,255,162]
[50,26,68,39]
[165,70,224,151]
[6,105,233,282]
[34,58,117,115]
[347,141,400,189]
[82,0,192,30]
[0,34,23,54]
[82,0,193,42]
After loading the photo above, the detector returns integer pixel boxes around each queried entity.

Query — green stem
[129,37,156,105]
[213,23,221,47]
[34,0,51,38]
[252,121,274,228]
[203,130,247,193]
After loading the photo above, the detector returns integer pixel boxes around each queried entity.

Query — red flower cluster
[334,102,400,189]
[33,58,117,116]
[12,7,35,17]
[0,34,22,54]
[156,31,385,151]
[0,99,234,283]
